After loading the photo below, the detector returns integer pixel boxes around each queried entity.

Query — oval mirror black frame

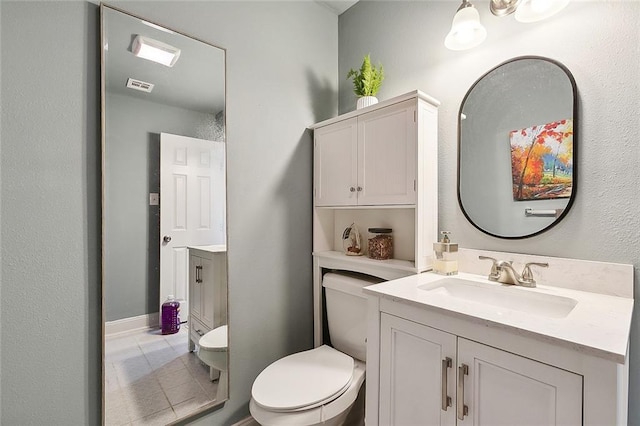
[457,56,578,239]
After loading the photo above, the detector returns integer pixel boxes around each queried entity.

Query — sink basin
[418,277,578,318]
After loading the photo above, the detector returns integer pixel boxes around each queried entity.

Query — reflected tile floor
[105,327,218,425]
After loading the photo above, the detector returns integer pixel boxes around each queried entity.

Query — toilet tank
[323,272,383,362]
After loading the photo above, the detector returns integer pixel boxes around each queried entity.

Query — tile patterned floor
[105,327,219,425]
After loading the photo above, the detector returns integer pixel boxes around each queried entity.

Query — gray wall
[340,0,640,421]
[104,92,220,322]
[1,1,337,425]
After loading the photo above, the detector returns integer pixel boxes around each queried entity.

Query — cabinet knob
[357,186,362,192]
[349,187,356,192]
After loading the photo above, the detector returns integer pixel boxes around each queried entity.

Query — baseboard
[105,313,159,337]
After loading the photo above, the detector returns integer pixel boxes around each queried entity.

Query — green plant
[347,54,384,97]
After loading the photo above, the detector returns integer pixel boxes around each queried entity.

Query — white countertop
[363,271,634,364]
[188,244,227,253]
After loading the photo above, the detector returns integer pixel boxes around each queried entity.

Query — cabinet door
[314,118,358,206]
[189,254,203,323]
[380,314,457,426]
[358,100,417,205]
[199,255,215,329]
[457,338,582,426]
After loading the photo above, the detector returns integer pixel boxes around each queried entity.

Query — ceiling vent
[126,78,154,93]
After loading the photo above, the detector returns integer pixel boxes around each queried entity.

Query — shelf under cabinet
[314,250,428,278]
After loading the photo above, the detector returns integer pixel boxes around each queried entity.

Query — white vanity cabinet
[364,263,633,426]
[314,99,417,207]
[310,91,440,346]
[188,245,227,351]
[379,313,582,426]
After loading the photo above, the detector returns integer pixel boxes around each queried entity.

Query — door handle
[441,357,452,411]
[163,235,172,244]
[457,364,469,420]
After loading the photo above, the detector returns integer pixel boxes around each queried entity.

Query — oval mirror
[458,56,577,239]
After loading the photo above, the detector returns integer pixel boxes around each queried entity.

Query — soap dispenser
[433,231,458,275]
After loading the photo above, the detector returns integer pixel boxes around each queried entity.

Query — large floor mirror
[101,5,228,425]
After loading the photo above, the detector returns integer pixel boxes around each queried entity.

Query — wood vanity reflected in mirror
[458,56,577,239]
[100,5,228,424]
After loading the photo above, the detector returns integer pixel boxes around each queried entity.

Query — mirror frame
[100,4,229,423]
[457,55,578,239]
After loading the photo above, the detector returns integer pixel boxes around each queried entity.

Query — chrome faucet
[479,256,548,288]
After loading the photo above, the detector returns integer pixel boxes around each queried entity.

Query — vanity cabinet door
[198,255,215,329]
[379,313,457,426]
[313,117,358,207]
[457,338,582,426]
[189,253,204,326]
[357,100,417,206]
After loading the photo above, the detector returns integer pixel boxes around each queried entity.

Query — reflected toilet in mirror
[101,5,228,425]
[458,56,577,239]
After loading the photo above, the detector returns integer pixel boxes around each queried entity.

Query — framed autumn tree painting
[509,119,573,201]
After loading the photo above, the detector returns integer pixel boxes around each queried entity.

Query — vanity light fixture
[447,0,570,50]
[132,35,181,67]
[444,0,487,51]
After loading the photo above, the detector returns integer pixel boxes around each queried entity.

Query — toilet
[197,325,228,400]
[249,272,380,426]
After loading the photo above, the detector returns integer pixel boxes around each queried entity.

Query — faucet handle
[521,262,549,283]
[478,256,500,280]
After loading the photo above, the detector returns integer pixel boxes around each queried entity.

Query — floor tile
[105,327,219,424]
[164,380,205,406]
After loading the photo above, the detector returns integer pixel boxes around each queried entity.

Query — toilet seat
[199,325,227,351]
[250,358,365,426]
[251,345,354,412]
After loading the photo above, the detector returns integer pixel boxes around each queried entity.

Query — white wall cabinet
[310,91,440,346]
[378,313,582,426]
[314,100,417,207]
[188,246,227,352]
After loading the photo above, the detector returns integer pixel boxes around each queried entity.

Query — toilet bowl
[197,325,228,399]
[249,272,381,426]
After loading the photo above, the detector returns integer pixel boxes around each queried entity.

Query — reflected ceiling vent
[126,78,154,93]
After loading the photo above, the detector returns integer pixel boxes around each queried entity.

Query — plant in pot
[347,54,384,110]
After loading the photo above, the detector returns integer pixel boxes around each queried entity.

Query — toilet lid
[251,345,354,411]
[199,325,227,350]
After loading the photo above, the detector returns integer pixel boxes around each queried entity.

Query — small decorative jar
[367,228,393,260]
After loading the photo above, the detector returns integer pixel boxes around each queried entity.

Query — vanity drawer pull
[441,357,452,411]
[457,364,469,420]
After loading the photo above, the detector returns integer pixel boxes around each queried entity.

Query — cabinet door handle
[349,186,356,192]
[196,265,202,283]
[457,364,469,420]
[357,186,362,192]
[441,357,452,411]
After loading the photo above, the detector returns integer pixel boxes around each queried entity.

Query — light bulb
[445,4,487,51]
[515,0,570,22]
